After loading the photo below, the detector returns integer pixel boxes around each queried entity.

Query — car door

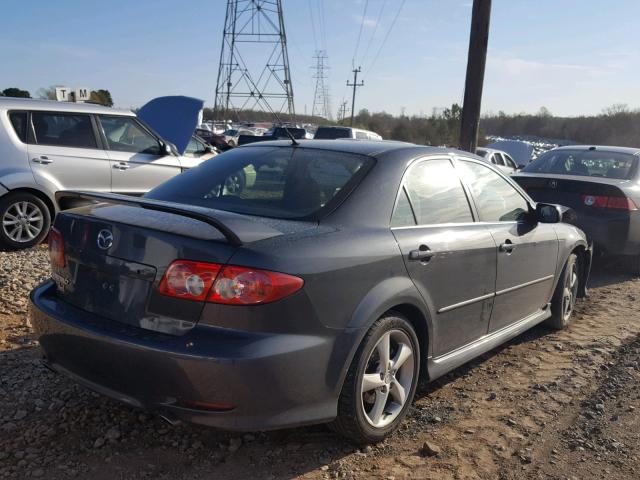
[391,157,497,356]
[27,111,111,192]
[97,115,181,195]
[456,158,558,333]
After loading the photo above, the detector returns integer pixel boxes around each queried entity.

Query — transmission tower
[214,0,295,121]
[311,50,332,120]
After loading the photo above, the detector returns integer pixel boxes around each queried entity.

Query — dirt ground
[1,247,639,480]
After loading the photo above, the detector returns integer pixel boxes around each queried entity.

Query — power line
[307,0,318,52]
[317,0,327,51]
[352,0,369,66]
[364,0,406,76]
[361,0,387,67]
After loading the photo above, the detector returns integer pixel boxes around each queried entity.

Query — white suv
[0,96,203,249]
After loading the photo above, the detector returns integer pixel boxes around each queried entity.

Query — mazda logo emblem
[97,229,114,250]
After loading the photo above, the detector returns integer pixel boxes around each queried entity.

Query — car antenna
[269,110,299,146]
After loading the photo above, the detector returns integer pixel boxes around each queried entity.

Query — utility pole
[347,67,364,127]
[337,101,348,124]
[459,0,492,153]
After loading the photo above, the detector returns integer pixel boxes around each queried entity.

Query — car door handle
[113,162,130,170]
[32,156,53,164]
[499,240,516,253]
[409,246,434,261]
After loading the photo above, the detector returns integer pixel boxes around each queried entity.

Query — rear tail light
[581,195,638,210]
[48,227,65,268]
[159,260,303,305]
[159,261,221,301]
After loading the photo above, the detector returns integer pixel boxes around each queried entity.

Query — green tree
[2,87,31,98]
[89,89,114,106]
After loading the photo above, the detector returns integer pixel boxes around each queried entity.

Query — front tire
[0,192,51,250]
[331,313,420,444]
[546,253,579,330]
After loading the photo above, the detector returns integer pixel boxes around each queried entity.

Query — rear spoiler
[55,191,283,246]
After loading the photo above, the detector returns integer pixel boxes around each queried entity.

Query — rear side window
[147,146,373,220]
[314,127,351,139]
[523,149,638,180]
[355,131,368,140]
[98,116,161,155]
[458,160,529,222]
[8,111,27,142]
[32,112,97,149]
[395,159,474,226]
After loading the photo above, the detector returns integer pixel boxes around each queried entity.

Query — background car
[314,126,383,140]
[31,140,589,444]
[0,96,203,250]
[476,147,519,175]
[222,128,255,147]
[195,128,231,151]
[513,145,640,274]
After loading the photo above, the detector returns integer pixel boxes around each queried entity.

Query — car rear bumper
[30,280,345,431]
[577,213,640,256]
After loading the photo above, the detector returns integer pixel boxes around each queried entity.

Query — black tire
[331,313,420,444]
[546,253,579,330]
[0,192,51,250]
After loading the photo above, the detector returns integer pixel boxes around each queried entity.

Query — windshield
[315,127,351,139]
[146,146,374,220]
[523,149,638,180]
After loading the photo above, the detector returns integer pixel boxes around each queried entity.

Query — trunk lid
[50,198,313,335]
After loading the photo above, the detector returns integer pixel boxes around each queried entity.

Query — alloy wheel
[360,329,415,428]
[2,201,45,243]
[562,262,579,320]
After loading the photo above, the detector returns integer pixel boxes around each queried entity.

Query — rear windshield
[523,149,638,180]
[314,127,351,139]
[146,146,373,220]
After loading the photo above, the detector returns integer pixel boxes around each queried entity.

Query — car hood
[137,96,204,155]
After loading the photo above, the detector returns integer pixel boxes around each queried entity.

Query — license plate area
[58,255,156,325]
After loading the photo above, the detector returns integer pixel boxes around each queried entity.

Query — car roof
[0,97,134,116]
[551,145,640,155]
[237,138,468,158]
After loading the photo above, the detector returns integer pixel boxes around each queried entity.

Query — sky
[1,0,640,117]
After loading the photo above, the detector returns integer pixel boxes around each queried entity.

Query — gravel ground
[1,246,639,479]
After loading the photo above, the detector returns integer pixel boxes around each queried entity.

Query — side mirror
[205,146,215,153]
[535,203,561,223]
[163,141,179,156]
[535,203,577,224]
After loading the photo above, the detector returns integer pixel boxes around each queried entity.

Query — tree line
[3,86,637,148]
[0,86,114,106]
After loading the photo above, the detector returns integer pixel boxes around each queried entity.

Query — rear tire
[331,313,420,444]
[546,253,579,330]
[0,192,51,250]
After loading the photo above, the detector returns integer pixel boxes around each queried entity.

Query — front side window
[493,154,505,166]
[32,112,97,149]
[184,137,207,158]
[147,146,373,220]
[458,160,529,222]
[395,159,473,226]
[8,111,27,142]
[98,116,161,155]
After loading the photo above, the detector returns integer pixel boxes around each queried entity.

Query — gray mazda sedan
[30,140,591,443]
